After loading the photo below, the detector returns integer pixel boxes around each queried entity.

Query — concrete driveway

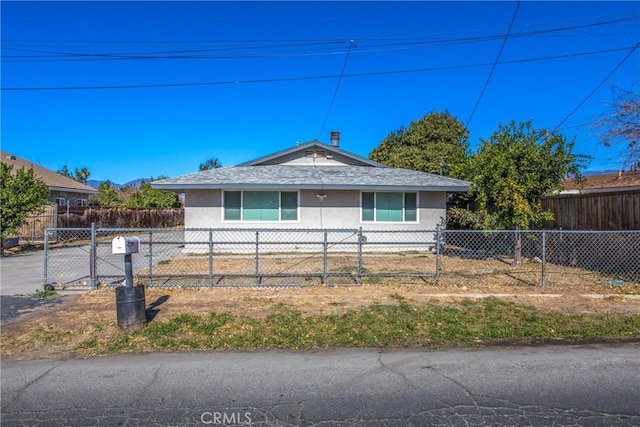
[0,251,45,296]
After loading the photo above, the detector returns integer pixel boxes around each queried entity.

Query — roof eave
[48,186,98,194]
[152,183,470,192]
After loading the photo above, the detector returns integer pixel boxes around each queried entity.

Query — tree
[90,180,123,207]
[595,86,639,167]
[464,120,588,264]
[126,179,181,208]
[57,165,72,179]
[74,167,90,184]
[369,110,470,177]
[57,165,90,184]
[199,158,222,171]
[0,163,49,246]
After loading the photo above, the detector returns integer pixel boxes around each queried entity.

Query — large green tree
[126,179,181,208]
[90,180,123,207]
[0,163,49,244]
[369,110,469,177]
[464,120,587,263]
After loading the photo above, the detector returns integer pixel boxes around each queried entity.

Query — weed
[76,337,98,349]
[32,289,57,299]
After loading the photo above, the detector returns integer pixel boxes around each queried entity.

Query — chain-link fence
[44,227,640,290]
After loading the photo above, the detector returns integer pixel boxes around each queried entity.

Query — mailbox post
[112,236,146,330]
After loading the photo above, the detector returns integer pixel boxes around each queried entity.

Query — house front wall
[48,190,91,207]
[184,189,446,230]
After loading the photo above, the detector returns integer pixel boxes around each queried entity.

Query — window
[224,191,298,221]
[361,192,417,222]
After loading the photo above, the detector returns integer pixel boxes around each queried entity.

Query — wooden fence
[15,206,184,242]
[542,191,640,230]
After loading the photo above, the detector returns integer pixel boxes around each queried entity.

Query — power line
[317,41,354,140]
[2,15,637,63]
[466,1,521,128]
[553,41,640,131]
[2,45,633,92]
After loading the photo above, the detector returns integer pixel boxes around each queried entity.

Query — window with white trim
[224,191,298,221]
[361,192,417,222]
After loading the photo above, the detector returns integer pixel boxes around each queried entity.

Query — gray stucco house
[152,133,470,238]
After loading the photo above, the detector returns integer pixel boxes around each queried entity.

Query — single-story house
[152,133,470,251]
[1,150,97,207]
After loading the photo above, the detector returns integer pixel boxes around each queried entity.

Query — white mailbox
[112,236,140,255]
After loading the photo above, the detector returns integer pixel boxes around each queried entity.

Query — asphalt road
[2,343,639,426]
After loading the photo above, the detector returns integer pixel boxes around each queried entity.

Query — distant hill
[87,178,148,189]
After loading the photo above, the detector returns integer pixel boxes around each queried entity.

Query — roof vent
[330,131,340,147]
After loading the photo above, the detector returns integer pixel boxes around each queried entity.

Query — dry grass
[2,279,639,361]
[134,251,639,290]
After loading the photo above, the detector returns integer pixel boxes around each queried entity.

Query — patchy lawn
[1,282,639,361]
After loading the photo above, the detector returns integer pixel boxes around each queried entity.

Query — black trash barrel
[116,285,147,330]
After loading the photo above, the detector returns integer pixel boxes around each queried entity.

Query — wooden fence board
[542,191,640,230]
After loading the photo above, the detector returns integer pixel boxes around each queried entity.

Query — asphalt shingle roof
[152,165,470,192]
[1,151,97,194]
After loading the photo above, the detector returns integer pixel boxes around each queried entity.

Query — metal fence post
[541,230,547,288]
[148,230,153,287]
[44,229,49,288]
[435,226,441,285]
[255,231,260,285]
[209,229,213,288]
[322,231,328,285]
[90,222,97,290]
[357,227,363,284]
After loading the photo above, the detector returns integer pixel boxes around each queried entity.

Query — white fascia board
[152,183,470,192]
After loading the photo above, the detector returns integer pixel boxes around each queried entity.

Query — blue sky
[2,1,639,185]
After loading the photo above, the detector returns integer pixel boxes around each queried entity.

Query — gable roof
[561,170,640,194]
[237,140,386,167]
[1,151,97,195]
[153,140,470,192]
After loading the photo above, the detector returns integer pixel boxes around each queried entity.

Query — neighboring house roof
[1,151,97,195]
[560,170,640,194]
[153,141,470,192]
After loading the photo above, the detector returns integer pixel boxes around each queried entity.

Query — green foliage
[126,180,181,208]
[446,207,495,230]
[369,110,470,177]
[199,157,222,171]
[464,120,588,230]
[0,163,49,240]
[32,289,57,299]
[90,180,123,207]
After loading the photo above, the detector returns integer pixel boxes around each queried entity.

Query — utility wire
[466,1,521,127]
[553,41,640,131]
[3,15,636,63]
[317,41,354,140]
[2,45,632,92]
